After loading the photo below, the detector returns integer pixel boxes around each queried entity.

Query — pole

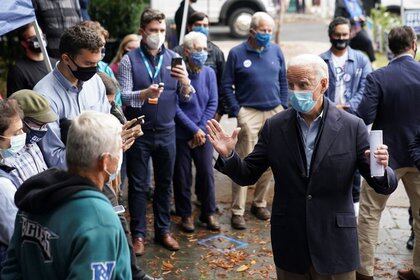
[179,0,190,45]
[401,0,404,25]
[33,19,52,72]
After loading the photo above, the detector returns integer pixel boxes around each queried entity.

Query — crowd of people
[0,1,419,280]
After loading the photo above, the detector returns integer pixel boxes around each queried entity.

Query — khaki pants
[231,105,283,216]
[358,167,420,277]
[276,266,356,280]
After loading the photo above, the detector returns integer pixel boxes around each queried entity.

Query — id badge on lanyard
[139,49,163,104]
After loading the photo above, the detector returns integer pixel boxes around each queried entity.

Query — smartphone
[113,205,125,214]
[171,57,183,69]
[171,57,183,77]
[134,115,145,125]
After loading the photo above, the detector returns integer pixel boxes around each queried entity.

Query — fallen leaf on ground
[236,265,249,272]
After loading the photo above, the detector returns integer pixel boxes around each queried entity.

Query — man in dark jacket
[1,111,131,280]
[334,0,376,62]
[174,0,197,41]
[206,54,397,279]
[356,26,420,280]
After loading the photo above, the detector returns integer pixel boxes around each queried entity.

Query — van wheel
[228,8,255,38]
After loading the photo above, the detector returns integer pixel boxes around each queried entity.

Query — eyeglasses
[24,119,48,130]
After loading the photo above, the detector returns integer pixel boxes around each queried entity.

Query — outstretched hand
[206,119,240,158]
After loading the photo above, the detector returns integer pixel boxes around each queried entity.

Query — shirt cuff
[125,90,144,108]
[221,150,235,160]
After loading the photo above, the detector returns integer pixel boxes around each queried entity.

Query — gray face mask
[145,32,165,50]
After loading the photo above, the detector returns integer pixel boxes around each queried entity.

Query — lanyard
[139,49,163,83]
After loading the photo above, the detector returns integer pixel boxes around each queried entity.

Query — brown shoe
[156,233,180,251]
[398,269,420,280]
[251,205,271,220]
[133,237,145,256]
[231,215,247,230]
[356,272,374,280]
[201,215,221,231]
[181,216,195,233]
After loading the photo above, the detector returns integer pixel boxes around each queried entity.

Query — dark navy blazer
[357,55,420,169]
[216,100,397,275]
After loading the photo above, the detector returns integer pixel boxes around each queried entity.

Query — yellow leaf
[236,265,249,272]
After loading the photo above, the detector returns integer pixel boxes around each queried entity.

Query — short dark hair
[59,25,104,57]
[388,26,417,56]
[187,12,208,26]
[0,99,24,136]
[328,17,351,37]
[79,21,110,41]
[97,72,120,96]
[16,23,33,41]
[140,8,165,29]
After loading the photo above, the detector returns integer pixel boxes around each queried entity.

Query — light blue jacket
[320,47,372,114]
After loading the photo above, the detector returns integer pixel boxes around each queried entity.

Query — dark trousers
[127,129,176,239]
[352,170,361,203]
[173,139,216,219]
[350,29,376,62]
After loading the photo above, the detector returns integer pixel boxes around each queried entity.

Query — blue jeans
[173,139,216,219]
[127,128,176,239]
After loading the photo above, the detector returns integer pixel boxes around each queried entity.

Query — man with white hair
[1,111,131,280]
[207,54,397,279]
[174,31,219,232]
[221,11,288,229]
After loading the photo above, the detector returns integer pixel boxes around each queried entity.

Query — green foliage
[370,6,402,53]
[89,0,149,40]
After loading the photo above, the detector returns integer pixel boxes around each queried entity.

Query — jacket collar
[280,99,343,176]
[390,53,415,64]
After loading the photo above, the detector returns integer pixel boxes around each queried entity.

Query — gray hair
[183,31,207,50]
[250,12,275,30]
[288,54,329,82]
[66,111,122,171]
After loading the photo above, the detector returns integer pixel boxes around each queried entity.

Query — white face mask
[105,149,123,183]
[146,32,165,50]
[0,133,26,158]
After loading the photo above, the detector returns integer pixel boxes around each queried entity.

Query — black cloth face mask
[67,56,98,81]
[26,36,45,53]
[330,38,350,50]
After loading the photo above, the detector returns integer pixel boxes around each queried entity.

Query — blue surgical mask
[192,26,209,37]
[255,32,271,47]
[289,84,322,113]
[191,51,208,68]
[0,133,27,158]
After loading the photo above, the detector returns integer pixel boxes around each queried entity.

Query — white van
[381,0,420,14]
[151,0,278,37]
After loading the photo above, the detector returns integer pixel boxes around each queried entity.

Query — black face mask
[67,56,98,81]
[330,38,350,50]
[26,36,44,53]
